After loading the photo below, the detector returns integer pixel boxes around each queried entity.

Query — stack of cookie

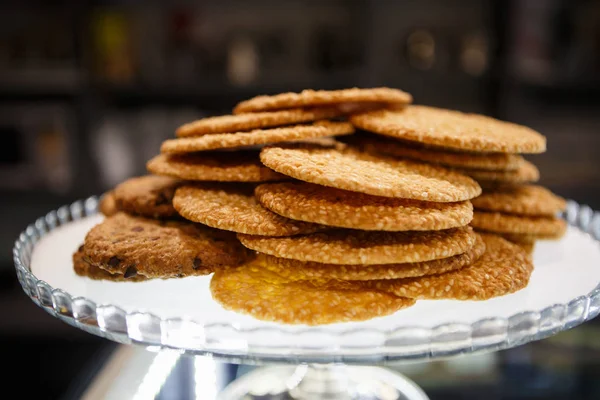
[73,87,548,326]
[200,90,531,324]
[151,89,413,238]
[349,105,567,253]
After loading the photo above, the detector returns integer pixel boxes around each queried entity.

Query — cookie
[161,121,354,154]
[259,234,486,281]
[83,212,252,278]
[255,181,473,231]
[238,226,477,265]
[260,143,481,202]
[496,232,536,244]
[350,106,546,153]
[173,183,321,236]
[370,234,533,300]
[113,175,181,219]
[343,133,524,171]
[471,184,566,216]
[474,230,556,243]
[177,108,344,137]
[210,257,415,325]
[516,241,535,254]
[73,245,146,281]
[493,232,536,254]
[99,191,118,217]
[233,87,412,114]
[471,211,567,237]
[147,152,284,182]
[457,160,540,184]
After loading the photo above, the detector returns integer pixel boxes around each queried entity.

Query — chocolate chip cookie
[82,213,252,278]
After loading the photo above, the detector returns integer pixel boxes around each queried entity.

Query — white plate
[15,199,600,363]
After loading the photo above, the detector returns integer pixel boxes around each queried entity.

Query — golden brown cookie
[489,232,536,254]
[474,230,556,244]
[99,191,118,216]
[516,241,535,254]
[496,232,536,244]
[350,106,546,153]
[161,121,354,154]
[259,234,486,281]
[457,160,540,184]
[260,144,481,202]
[238,226,477,265]
[471,211,567,237]
[255,181,473,231]
[173,183,321,236]
[73,245,146,281]
[177,108,344,137]
[147,152,284,182]
[83,212,252,278]
[210,257,415,325]
[343,133,524,171]
[113,175,181,219]
[233,87,412,114]
[370,234,533,300]
[471,184,566,216]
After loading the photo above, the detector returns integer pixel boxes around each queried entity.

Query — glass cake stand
[13,197,600,399]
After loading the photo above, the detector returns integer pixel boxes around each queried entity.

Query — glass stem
[287,363,351,400]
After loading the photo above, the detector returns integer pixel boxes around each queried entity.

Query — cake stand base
[219,364,429,400]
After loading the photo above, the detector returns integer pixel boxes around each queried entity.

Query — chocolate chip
[124,266,137,278]
[193,257,203,270]
[131,226,144,232]
[78,244,84,252]
[108,256,121,268]
[155,193,169,206]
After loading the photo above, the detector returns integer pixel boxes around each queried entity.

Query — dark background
[2,0,600,398]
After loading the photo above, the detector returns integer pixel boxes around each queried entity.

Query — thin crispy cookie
[350,106,546,153]
[233,87,412,114]
[474,230,537,256]
[83,213,252,278]
[99,191,118,216]
[457,160,540,184]
[73,245,146,281]
[173,183,320,236]
[344,133,524,171]
[177,108,344,137]
[210,258,415,325]
[474,230,557,243]
[497,232,536,244]
[238,226,477,265]
[260,144,481,202]
[255,181,473,231]
[516,241,535,254]
[113,175,181,219]
[370,234,533,300]
[161,121,354,154]
[259,234,486,281]
[147,152,284,182]
[471,184,566,216]
[471,211,567,237]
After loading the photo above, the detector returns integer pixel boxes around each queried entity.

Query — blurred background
[2,0,600,398]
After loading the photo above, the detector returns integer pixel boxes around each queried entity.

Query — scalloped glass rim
[13,197,600,364]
